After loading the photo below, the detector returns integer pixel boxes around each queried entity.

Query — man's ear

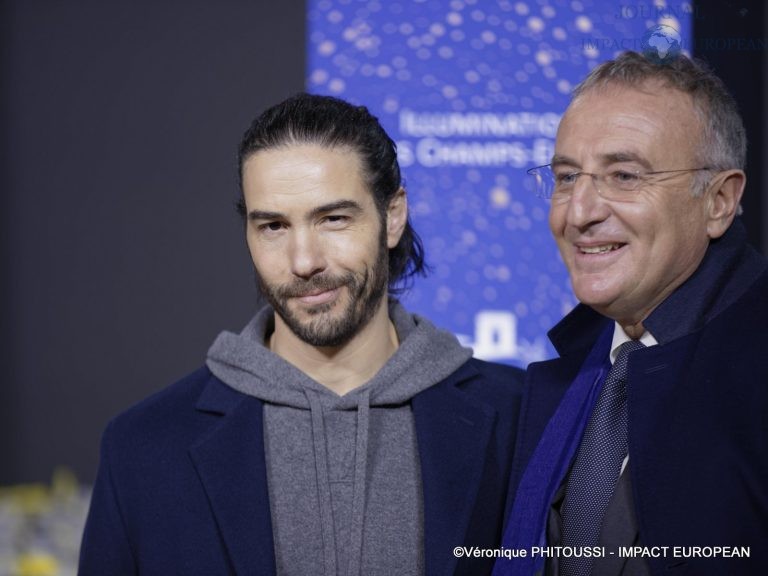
[386,187,408,249]
[706,169,745,239]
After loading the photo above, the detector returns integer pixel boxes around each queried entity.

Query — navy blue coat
[80,358,523,576]
[508,269,768,575]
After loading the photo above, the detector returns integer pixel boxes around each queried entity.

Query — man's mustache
[274,273,353,299]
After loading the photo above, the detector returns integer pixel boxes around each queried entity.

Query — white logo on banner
[458,310,548,365]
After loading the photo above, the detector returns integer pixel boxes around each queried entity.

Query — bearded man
[79,93,524,576]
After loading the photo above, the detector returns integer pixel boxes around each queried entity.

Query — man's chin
[289,316,358,348]
[572,283,622,316]
[277,297,351,334]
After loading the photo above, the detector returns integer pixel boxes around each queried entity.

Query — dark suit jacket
[509,268,768,576]
[79,358,523,576]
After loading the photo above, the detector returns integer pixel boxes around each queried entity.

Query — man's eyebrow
[550,154,578,168]
[247,200,364,222]
[308,200,364,219]
[247,209,285,221]
[549,152,652,169]
[602,151,652,169]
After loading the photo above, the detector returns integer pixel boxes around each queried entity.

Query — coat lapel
[188,378,276,576]
[505,355,582,512]
[413,363,499,576]
[505,308,612,512]
[625,335,698,575]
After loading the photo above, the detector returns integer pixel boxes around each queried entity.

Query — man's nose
[288,228,327,279]
[565,173,610,229]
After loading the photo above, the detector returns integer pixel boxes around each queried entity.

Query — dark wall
[693,0,766,253]
[1,0,305,484]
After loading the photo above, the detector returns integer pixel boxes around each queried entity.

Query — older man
[79,94,524,576]
[496,52,767,576]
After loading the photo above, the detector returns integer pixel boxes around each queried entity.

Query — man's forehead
[243,144,365,186]
[555,81,701,164]
[242,144,375,215]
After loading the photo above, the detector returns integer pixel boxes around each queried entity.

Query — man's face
[241,144,390,348]
[549,84,714,326]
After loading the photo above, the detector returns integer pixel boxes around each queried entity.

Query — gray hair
[572,51,746,197]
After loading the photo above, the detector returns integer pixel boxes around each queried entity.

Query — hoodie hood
[205,299,472,408]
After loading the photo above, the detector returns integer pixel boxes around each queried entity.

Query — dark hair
[572,51,747,194]
[237,93,426,292]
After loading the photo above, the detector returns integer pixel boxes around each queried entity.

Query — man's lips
[293,287,341,305]
[575,242,626,255]
[569,242,628,271]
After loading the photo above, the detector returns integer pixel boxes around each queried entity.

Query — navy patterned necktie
[559,339,646,576]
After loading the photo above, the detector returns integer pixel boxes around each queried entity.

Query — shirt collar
[610,322,658,364]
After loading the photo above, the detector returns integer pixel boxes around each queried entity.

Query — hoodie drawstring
[305,388,371,576]
[346,388,370,576]
[306,389,338,576]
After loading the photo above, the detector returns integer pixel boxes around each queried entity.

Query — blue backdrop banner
[307,0,693,366]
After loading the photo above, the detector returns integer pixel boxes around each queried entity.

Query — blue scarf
[493,324,613,576]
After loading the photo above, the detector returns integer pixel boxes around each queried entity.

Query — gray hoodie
[205,301,472,576]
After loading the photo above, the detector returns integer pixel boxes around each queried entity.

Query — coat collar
[644,218,766,344]
[547,303,611,359]
[188,376,276,576]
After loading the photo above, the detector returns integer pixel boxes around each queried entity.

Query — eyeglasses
[527,164,713,203]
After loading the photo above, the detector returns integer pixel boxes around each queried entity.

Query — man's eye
[611,170,640,183]
[260,222,284,232]
[608,171,643,191]
[323,215,350,226]
[555,172,580,185]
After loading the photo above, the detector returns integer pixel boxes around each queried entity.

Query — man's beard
[257,236,389,348]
